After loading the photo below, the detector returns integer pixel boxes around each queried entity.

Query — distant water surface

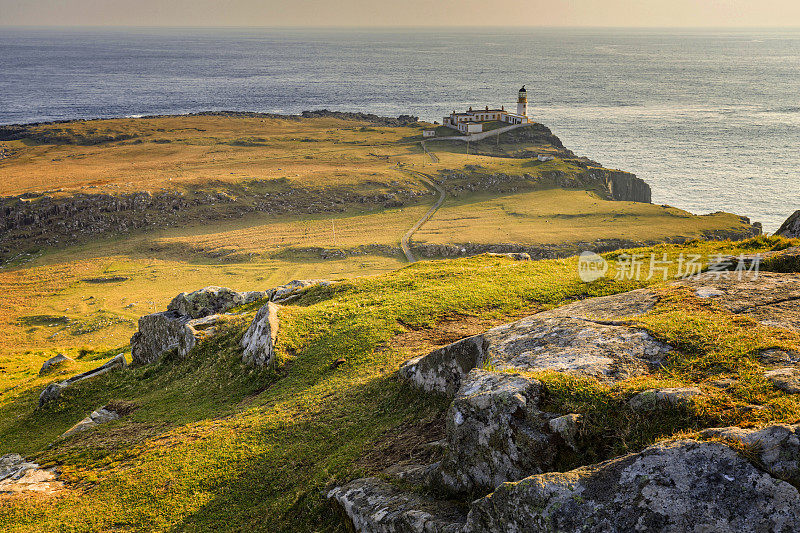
[1,27,798,231]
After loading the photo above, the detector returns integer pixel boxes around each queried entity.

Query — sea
[1,27,798,232]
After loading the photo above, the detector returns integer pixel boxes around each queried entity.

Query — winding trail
[420,141,439,164]
[401,170,446,263]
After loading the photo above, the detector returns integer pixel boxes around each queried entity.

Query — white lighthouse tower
[517,85,528,117]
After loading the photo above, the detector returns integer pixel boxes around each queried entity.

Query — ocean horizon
[1,26,798,232]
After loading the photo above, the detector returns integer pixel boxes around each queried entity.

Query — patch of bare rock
[331,272,800,532]
[59,403,132,439]
[0,454,62,495]
[39,354,127,407]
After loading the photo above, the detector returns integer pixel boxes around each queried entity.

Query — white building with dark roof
[443,86,530,134]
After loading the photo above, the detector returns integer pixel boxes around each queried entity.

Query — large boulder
[241,302,279,367]
[464,437,800,533]
[168,286,265,318]
[268,279,331,303]
[39,354,127,407]
[777,210,800,238]
[400,289,668,396]
[327,476,466,533]
[399,335,486,396]
[39,353,74,375]
[130,311,220,365]
[434,369,557,494]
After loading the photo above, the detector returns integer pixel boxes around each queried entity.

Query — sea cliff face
[602,169,651,203]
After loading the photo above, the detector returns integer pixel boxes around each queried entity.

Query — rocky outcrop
[60,406,121,439]
[167,286,265,318]
[399,335,486,396]
[130,311,215,365]
[400,289,669,397]
[777,210,800,238]
[464,437,800,533]
[39,353,74,375]
[268,279,331,303]
[701,424,800,486]
[328,272,800,532]
[673,271,800,330]
[330,427,800,533]
[434,370,556,494]
[0,454,62,495]
[300,110,419,126]
[241,302,279,368]
[327,477,466,533]
[39,354,127,407]
[131,285,264,365]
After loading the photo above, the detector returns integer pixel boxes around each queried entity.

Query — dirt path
[401,171,446,263]
[420,141,439,163]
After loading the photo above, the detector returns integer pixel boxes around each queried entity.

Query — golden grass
[416,189,750,245]
[0,116,430,196]
[149,203,431,260]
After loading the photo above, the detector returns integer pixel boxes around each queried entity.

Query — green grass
[2,236,799,531]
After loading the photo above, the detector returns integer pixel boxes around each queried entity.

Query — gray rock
[130,311,220,365]
[241,302,279,367]
[628,387,703,411]
[327,477,466,533]
[168,286,265,318]
[269,279,331,303]
[400,290,667,397]
[672,272,800,330]
[701,424,800,486]
[764,368,800,393]
[548,413,582,451]
[39,353,74,375]
[543,287,658,320]
[435,369,556,494]
[464,438,800,533]
[61,406,121,439]
[39,354,127,407]
[0,453,62,494]
[759,348,800,366]
[399,335,486,396]
[483,315,671,381]
[777,210,800,238]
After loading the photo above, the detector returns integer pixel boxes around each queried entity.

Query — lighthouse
[517,85,528,117]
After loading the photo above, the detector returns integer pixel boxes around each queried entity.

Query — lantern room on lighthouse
[517,85,528,117]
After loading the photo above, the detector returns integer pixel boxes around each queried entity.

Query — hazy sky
[1,0,799,27]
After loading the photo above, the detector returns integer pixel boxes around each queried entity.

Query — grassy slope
[2,236,799,532]
[0,116,756,357]
[415,189,748,246]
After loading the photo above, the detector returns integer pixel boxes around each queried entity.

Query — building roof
[520,85,526,92]
[452,109,506,116]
